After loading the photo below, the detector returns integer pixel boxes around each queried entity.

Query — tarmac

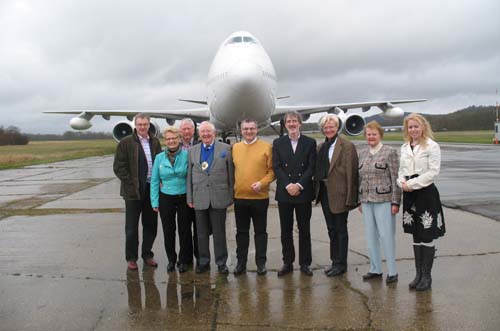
[1,143,500,330]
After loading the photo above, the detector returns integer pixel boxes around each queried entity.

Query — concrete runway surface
[0,143,499,330]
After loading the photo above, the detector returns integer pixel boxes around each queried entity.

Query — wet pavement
[1,143,500,330]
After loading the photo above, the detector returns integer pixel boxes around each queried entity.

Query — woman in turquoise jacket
[151,126,192,273]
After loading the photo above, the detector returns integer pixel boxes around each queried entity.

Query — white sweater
[397,138,440,190]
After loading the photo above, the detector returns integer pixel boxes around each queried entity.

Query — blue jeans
[361,202,397,276]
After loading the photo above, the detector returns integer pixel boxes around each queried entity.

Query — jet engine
[69,117,92,130]
[149,121,160,138]
[166,118,176,125]
[344,114,365,136]
[112,120,160,142]
[112,121,134,141]
[385,106,404,117]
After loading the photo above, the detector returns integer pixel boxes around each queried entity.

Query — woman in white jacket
[397,113,445,291]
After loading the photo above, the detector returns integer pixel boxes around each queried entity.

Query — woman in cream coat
[398,113,445,291]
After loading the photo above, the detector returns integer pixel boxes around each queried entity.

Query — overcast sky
[1,0,499,134]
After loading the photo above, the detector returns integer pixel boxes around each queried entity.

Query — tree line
[0,126,29,145]
[366,106,498,131]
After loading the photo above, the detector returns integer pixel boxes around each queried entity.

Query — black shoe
[178,263,188,274]
[324,265,334,274]
[300,265,313,276]
[196,264,209,274]
[362,272,382,280]
[386,274,398,284]
[257,264,267,276]
[277,264,293,277]
[167,262,176,272]
[233,263,246,276]
[218,265,229,275]
[326,266,346,277]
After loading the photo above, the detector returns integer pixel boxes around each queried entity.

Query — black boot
[416,246,435,291]
[409,245,422,290]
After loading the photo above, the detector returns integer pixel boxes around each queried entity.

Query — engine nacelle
[336,111,347,134]
[344,114,365,136]
[69,117,92,130]
[112,120,161,142]
[385,106,404,117]
[149,121,160,138]
[166,118,176,126]
[113,121,134,142]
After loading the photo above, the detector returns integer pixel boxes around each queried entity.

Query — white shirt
[244,137,258,145]
[138,134,153,182]
[397,138,441,190]
[328,138,338,161]
[289,134,300,153]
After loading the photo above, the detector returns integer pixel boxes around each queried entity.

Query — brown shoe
[145,258,158,267]
[127,261,138,270]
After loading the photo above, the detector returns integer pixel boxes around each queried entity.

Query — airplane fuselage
[207,32,277,134]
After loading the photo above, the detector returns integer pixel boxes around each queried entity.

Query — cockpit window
[226,36,258,45]
[243,36,256,44]
[227,36,243,44]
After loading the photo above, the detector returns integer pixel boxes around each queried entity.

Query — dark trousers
[319,184,349,270]
[234,198,269,266]
[277,201,312,267]
[195,208,228,267]
[187,205,199,262]
[158,193,193,265]
[124,186,158,261]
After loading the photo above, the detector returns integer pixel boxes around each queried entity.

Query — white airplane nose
[228,61,263,94]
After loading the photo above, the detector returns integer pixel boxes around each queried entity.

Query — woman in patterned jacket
[358,121,401,284]
[397,113,445,291]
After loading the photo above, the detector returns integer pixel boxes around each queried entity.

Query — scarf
[315,134,338,181]
[166,147,179,166]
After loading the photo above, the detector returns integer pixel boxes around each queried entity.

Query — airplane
[45,31,425,141]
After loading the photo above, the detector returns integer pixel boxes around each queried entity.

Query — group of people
[113,111,445,292]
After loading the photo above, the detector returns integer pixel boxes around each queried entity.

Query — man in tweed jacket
[187,121,234,274]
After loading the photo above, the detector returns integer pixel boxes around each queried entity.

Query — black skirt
[402,183,446,241]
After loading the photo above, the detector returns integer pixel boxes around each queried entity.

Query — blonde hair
[364,121,384,138]
[163,126,181,139]
[403,113,434,146]
[318,114,339,132]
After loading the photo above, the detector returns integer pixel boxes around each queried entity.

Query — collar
[369,142,383,155]
[203,142,214,149]
[244,137,258,145]
[288,134,300,142]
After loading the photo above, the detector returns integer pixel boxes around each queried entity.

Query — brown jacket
[315,136,359,213]
[113,132,162,200]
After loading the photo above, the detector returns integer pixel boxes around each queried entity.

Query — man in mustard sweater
[232,119,275,276]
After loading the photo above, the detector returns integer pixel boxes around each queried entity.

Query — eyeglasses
[165,137,179,141]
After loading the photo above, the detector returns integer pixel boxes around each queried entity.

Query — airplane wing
[43,108,210,122]
[270,99,426,122]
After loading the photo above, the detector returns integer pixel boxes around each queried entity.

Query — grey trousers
[195,208,228,267]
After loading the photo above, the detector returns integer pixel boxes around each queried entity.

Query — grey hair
[318,114,339,130]
[134,113,151,124]
[283,111,303,124]
[198,121,216,133]
[179,118,195,128]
